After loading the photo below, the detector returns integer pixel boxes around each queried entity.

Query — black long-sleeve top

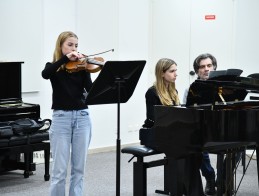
[41,55,92,110]
[142,86,179,128]
[142,86,162,128]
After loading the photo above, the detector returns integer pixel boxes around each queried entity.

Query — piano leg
[184,154,204,196]
[24,152,30,178]
[225,151,234,196]
[167,158,185,196]
[256,145,259,188]
[216,153,224,196]
[44,144,50,181]
[163,160,171,194]
[168,155,204,196]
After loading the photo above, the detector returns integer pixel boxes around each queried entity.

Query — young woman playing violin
[42,31,93,196]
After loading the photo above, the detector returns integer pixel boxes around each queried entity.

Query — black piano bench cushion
[0,124,13,138]
[9,135,28,146]
[7,133,49,146]
[0,139,9,147]
[121,145,162,157]
[30,132,49,143]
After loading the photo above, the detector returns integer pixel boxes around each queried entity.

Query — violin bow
[83,49,114,57]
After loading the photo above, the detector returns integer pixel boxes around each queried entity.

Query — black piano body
[159,75,259,154]
[141,75,259,155]
[140,73,259,195]
[0,62,49,179]
[150,103,259,158]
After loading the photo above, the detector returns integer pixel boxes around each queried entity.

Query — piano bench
[121,145,169,196]
[0,132,50,180]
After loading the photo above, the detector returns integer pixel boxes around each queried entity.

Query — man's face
[197,58,214,80]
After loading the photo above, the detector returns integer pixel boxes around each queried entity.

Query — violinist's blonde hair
[154,58,180,106]
[52,31,78,63]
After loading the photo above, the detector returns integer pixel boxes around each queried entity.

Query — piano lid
[0,62,23,104]
[186,71,259,107]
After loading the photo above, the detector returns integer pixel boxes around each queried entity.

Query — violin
[65,49,114,73]
[65,57,105,73]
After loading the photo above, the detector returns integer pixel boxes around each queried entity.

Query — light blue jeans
[49,109,91,196]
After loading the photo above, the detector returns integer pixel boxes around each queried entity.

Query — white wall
[234,0,259,77]
[0,0,44,92]
[151,0,259,102]
[9,0,150,150]
[1,0,259,150]
[150,0,192,100]
[189,0,235,78]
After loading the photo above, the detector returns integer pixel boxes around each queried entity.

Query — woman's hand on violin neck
[66,51,85,61]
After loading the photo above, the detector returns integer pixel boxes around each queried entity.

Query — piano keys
[0,102,40,121]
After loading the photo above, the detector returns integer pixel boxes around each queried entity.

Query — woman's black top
[143,86,178,128]
[142,86,162,128]
[41,55,92,110]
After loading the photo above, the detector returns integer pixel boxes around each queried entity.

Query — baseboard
[33,141,140,164]
[88,142,140,154]
[31,144,257,164]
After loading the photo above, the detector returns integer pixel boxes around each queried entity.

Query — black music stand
[86,60,146,196]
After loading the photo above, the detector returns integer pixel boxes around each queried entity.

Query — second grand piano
[140,72,259,195]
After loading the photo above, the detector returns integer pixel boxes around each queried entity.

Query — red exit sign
[205,15,216,20]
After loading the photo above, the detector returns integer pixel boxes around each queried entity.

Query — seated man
[183,53,217,195]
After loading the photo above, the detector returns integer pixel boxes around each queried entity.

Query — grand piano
[140,71,259,196]
[0,61,49,179]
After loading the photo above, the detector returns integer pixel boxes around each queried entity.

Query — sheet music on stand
[208,68,243,81]
[186,68,248,106]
